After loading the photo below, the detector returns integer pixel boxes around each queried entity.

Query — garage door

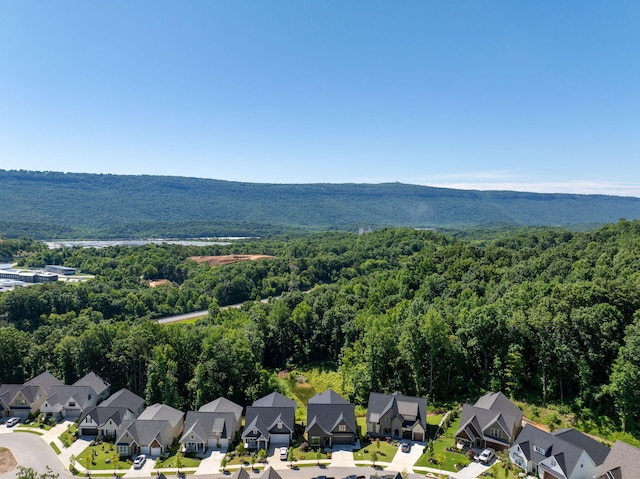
[332,434,354,445]
[151,447,162,456]
[270,434,290,445]
[80,428,98,436]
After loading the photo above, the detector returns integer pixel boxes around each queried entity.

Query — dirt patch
[187,254,275,267]
[149,279,170,288]
[0,447,18,474]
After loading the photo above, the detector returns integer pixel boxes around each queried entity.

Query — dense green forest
[2,169,640,238]
[2,222,640,438]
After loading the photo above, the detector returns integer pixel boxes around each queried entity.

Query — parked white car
[133,455,146,469]
[279,447,288,460]
[476,447,495,464]
[6,417,19,427]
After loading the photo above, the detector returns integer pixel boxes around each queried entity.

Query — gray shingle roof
[596,440,640,479]
[306,389,356,435]
[252,392,296,409]
[79,406,129,428]
[242,406,295,440]
[138,403,183,427]
[180,411,240,443]
[73,372,110,397]
[553,428,610,466]
[45,385,94,408]
[117,419,174,448]
[455,391,522,444]
[367,392,427,431]
[198,397,243,423]
[100,388,145,413]
[25,371,63,391]
[513,424,610,477]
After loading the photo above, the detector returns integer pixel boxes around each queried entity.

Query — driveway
[386,441,424,473]
[266,446,290,470]
[123,456,156,477]
[454,460,490,479]
[195,449,227,475]
[0,431,72,479]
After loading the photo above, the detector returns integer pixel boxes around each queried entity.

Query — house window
[252,429,258,435]
[117,445,128,454]
[277,420,283,428]
[190,434,195,440]
[338,425,347,432]
[489,428,501,438]
[310,436,320,446]
[69,401,76,407]
[533,445,545,455]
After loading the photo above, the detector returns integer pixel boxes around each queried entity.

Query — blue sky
[1,1,639,196]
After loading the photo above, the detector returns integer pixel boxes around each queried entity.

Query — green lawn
[427,414,444,427]
[19,419,52,431]
[353,438,398,464]
[154,448,201,469]
[50,442,61,454]
[59,424,79,448]
[76,443,131,471]
[415,415,470,472]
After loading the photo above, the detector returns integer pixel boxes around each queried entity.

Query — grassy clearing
[277,367,344,423]
[427,414,444,427]
[76,443,131,471]
[415,415,470,472]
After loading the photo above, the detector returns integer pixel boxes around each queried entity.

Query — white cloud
[425,180,640,198]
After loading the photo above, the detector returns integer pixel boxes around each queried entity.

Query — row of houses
[0,371,428,458]
[454,391,640,479]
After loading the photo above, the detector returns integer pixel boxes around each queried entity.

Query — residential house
[508,424,610,479]
[40,385,98,420]
[78,388,145,437]
[116,403,184,457]
[99,388,146,416]
[180,397,243,453]
[596,440,640,479]
[0,371,63,419]
[306,389,357,448]
[242,392,296,451]
[455,391,523,451]
[366,392,427,442]
[78,407,137,438]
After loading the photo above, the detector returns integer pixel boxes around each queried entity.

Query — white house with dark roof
[455,391,523,451]
[116,403,184,457]
[366,392,427,442]
[509,424,610,479]
[180,397,243,452]
[78,387,144,437]
[78,407,137,438]
[242,392,296,451]
[0,371,63,419]
[40,385,97,420]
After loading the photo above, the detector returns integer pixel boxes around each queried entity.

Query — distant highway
[155,297,274,324]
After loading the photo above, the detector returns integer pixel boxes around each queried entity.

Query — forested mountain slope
[3,222,640,437]
[2,169,640,238]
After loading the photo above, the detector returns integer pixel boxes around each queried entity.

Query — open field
[187,254,275,267]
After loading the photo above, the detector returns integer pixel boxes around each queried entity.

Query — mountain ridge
[2,169,639,238]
